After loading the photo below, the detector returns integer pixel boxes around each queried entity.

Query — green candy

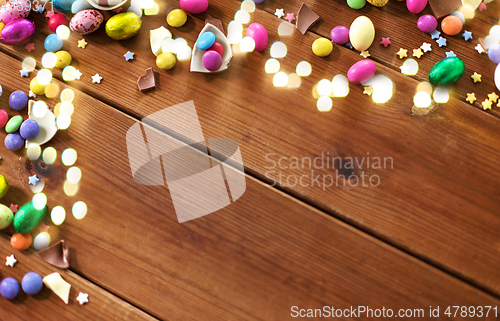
[347,0,366,9]
[105,12,142,40]
[0,204,13,229]
[13,201,48,234]
[429,57,465,86]
[5,115,23,133]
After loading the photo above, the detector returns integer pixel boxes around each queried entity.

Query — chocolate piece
[205,14,224,34]
[37,240,69,269]
[137,68,156,92]
[428,0,461,19]
[296,3,320,35]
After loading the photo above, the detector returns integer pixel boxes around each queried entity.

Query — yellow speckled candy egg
[54,51,72,69]
[0,204,13,229]
[312,38,333,57]
[105,12,142,40]
[167,9,187,28]
[30,77,46,95]
[367,0,389,6]
[349,16,375,52]
[0,175,8,199]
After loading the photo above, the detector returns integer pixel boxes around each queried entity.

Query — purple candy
[488,44,500,64]
[1,18,36,45]
[202,50,222,71]
[417,15,437,33]
[20,119,39,140]
[1,278,20,300]
[331,26,349,45]
[22,272,43,295]
[9,90,28,110]
[5,133,25,151]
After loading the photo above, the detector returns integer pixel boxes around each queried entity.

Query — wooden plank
[1,1,500,295]
[0,51,499,320]
[0,234,159,321]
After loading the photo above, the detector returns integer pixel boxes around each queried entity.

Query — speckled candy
[9,90,28,110]
[49,14,68,32]
[20,119,39,140]
[105,12,142,40]
[1,19,35,45]
[429,57,465,86]
[70,9,103,35]
[22,273,43,295]
[44,34,63,52]
[54,50,72,69]
[197,31,215,50]
[180,0,209,14]
[347,0,366,9]
[247,23,268,51]
[367,0,388,6]
[4,133,24,151]
[10,233,32,250]
[5,115,22,133]
[13,201,48,234]
[407,0,427,14]
[0,175,8,199]
[0,278,19,300]
[347,59,376,84]
[417,15,437,33]
[53,0,77,12]
[0,110,8,127]
[0,204,13,229]
[0,1,30,24]
[330,26,349,44]
[203,51,222,71]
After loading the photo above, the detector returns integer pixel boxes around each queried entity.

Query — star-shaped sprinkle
[20,67,29,78]
[396,48,408,59]
[497,101,500,108]
[76,292,89,305]
[475,44,485,54]
[436,37,447,47]
[399,63,410,74]
[36,4,44,13]
[25,43,35,52]
[420,42,432,53]
[29,174,39,185]
[471,72,482,83]
[78,39,88,49]
[113,7,122,13]
[38,223,50,233]
[285,13,295,23]
[363,86,373,95]
[488,92,499,102]
[430,30,441,39]
[478,2,487,11]
[124,51,135,61]
[46,10,55,18]
[274,9,284,19]
[29,90,37,98]
[9,204,18,213]
[462,30,472,41]
[360,50,370,58]
[380,37,391,47]
[466,93,476,104]
[92,74,103,84]
[73,70,82,80]
[413,48,423,58]
[6,255,17,267]
[482,99,492,110]
[445,51,456,58]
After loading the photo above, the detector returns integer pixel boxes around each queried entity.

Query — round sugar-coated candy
[156,52,176,70]
[30,77,46,96]
[5,133,24,151]
[48,13,68,32]
[417,15,437,33]
[489,44,500,64]
[202,50,222,71]
[9,90,28,110]
[441,15,462,36]
[207,41,224,56]
[312,38,333,57]
[1,278,19,300]
[54,50,72,69]
[347,0,366,9]
[20,119,39,140]
[22,272,43,295]
[0,110,7,127]
[5,115,22,133]
[167,9,187,27]
[330,26,349,44]
[197,31,215,50]
[44,34,64,52]
[11,233,32,250]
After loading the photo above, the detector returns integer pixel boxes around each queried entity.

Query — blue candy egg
[5,133,25,151]
[20,119,39,140]
[44,34,63,52]
[53,0,77,12]
[197,31,216,50]
[1,278,20,300]
[22,272,43,295]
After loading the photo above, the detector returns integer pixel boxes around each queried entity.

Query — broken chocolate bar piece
[205,14,224,34]
[37,240,70,269]
[296,3,320,35]
[137,68,156,92]
[428,0,461,18]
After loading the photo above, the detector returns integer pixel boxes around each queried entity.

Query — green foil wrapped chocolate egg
[429,57,465,86]
[13,202,48,234]
[105,12,142,40]
[0,204,13,229]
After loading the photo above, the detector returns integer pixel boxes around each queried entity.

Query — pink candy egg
[203,50,222,71]
[0,1,30,24]
[407,0,428,14]
[1,18,35,45]
[69,9,104,35]
[347,60,376,84]
[0,110,8,128]
[246,22,268,52]
[180,0,208,14]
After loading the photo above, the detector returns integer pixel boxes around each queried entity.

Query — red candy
[0,110,8,128]
[48,14,68,32]
[207,41,224,57]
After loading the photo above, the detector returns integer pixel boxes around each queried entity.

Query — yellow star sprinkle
[396,48,408,59]
[482,99,492,110]
[497,101,500,107]
[78,39,87,49]
[488,92,499,102]
[360,50,370,58]
[412,48,423,58]
[466,93,476,104]
[363,85,373,96]
[471,72,482,83]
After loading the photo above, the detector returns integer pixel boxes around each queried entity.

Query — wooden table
[0,0,500,319]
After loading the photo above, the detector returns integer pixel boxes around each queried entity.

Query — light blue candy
[53,0,77,12]
[44,34,63,52]
[197,32,216,50]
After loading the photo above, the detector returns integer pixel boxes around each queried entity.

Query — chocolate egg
[1,18,35,45]
[13,201,48,234]
[105,12,142,40]
[429,57,465,86]
[247,23,268,51]
[69,9,103,35]
[0,1,30,24]
[180,0,208,14]
[349,16,375,52]
[0,204,13,229]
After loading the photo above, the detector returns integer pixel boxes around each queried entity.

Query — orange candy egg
[441,15,463,36]
[11,233,33,251]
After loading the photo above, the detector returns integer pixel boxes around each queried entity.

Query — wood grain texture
[0,234,159,321]
[0,49,498,320]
